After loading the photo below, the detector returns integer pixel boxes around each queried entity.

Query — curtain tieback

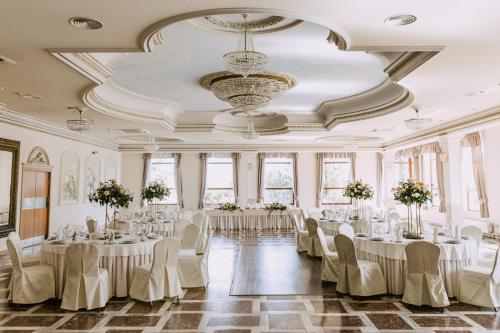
[479,198,488,204]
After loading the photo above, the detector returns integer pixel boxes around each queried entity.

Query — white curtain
[232,153,240,204]
[462,133,489,218]
[315,152,356,207]
[141,153,152,207]
[257,153,266,203]
[257,152,299,205]
[199,153,207,209]
[376,152,383,207]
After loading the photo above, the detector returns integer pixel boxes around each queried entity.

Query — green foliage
[343,180,374,200]
[88,179,134,209]
[141,180,170,203]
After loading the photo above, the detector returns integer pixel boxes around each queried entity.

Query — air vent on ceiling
[113,129,151,135]
[69,17,104,30]
[0,54,16,65]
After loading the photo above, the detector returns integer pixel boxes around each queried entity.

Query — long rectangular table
[206,208,302,230]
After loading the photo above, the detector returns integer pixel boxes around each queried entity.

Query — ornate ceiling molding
[0,106,118,150]
[189,15,303,34]
[51,52,112,84]
[384,51,440,82]
[326,30,347,51]
[319,79,414,130]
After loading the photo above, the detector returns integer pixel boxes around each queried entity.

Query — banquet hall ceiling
[1,0,500,150]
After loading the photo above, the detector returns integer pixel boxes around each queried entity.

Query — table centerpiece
[141,180,170,205]
[217,202,243,212]
[88,179,134,235]
[343,180,374,220]
[392,180,432,239]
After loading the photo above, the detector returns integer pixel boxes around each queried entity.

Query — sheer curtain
[315,152,356,207]
[199,153,240,208]
[462,132,489,218]
[231,153,240,204]
[141,153,152,207]
[199,153,208,209]
[142,153,183,207]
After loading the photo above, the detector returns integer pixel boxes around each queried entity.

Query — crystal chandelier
[404,106,432,130]
[242,115,259,140]
[200,71,296,111]
[223,14,268,77]
[66,107,94,131]
[144,137,159,152]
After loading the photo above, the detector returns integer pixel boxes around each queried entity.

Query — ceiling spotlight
[144,137,160,152]
[69,17,103,30]
[15,92,42,100]
[384,14,417,26]
[66,106,95,131]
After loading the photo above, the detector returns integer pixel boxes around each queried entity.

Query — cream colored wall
[120,151,379,211]
[0,121,121,250]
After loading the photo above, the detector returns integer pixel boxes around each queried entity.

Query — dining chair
[129,238,170,303]
[337,223,355,238]
[387,211,400,233]
[178,230,213,288]
[292,213,310,253]
[7,232,39,267]
[193,212,205,229]
[334,234,386,296]
[305,218,322,257]
[459,246,500,309]
[173,218,191,239]
[317,227,339,283]
[61,243,109,310]
[180,209,194,221]
[164,238,183,298]
[461,225,482,251]
[6,238,55,304]
[86,217,98,234]
[402,241,449,308]
[181,223,201,251]
[350,219,368,234]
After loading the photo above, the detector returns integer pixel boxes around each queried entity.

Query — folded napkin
[55,227,63,240]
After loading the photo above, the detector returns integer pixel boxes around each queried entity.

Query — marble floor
[0,229,499,332]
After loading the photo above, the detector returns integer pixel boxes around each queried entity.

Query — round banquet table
[41,238,160,298]
[353,235,478,297]
[151,222,174,237]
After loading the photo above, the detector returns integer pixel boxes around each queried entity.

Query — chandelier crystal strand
[223,14,268,77]
[242,114,259,140]
[66,107,95,131]
[404,106,432,130]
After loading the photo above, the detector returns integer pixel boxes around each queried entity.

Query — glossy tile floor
[0,229,499,332]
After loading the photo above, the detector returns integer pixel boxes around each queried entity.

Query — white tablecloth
[41,239,160,298]
[318,219,344,235]
[353,236,478,296]
[151,222,174,237]
[207,208,301,230]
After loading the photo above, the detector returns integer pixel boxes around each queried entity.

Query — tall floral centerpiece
[141,180,170,204]
[343,180,374,220]
[392,180,432,239]
[88,179,134,233]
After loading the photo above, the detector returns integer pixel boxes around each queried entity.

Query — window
[394,158,412,184]
[321,158,353,204]
[263,157,294,204]
[421,153,440,207]
[462,147,479,212]
[148,158,178,205]
[205,157,234,204]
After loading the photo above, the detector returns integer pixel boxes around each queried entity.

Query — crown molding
[382,105,500,150]
[384,51,440,82]
[326,30,347,51]
[0,106,119,150]
[51,52,113,85]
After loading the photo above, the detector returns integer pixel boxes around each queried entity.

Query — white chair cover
[387,211,400,233]
[337,223,354,238]
[459,247,500,308]
[7,238,55,304]
[193,212,204,229]
[305,218,322,257]
[178,231,213,288]
[173,219,190,239]
[292,213,310,252]
[317,228,338,282]
[351,219,369,234]
[461,225,482,251]
[181,223,200,250]
[164,238,183,298]
[7,232,39,267]
[86,218,98,234]
[402,241,449,307]
[180,209,194,221]
[61,243,109,310]
[334,234,386,296]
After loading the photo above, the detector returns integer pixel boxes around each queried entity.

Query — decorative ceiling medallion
[189,14,302,34]
[228,109,278,118]
[200,71,297,110]
[384,14,417,26]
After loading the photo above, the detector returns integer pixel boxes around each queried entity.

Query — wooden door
[20,168,50,241]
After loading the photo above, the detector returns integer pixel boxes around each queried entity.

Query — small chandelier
[404,106,432,130]
[144,137,159,152]
[66,107,94,131]
[242,115,259,140]
[223,14,268,77]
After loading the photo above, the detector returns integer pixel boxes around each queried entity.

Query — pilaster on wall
[439,135,464,226]
[382,152,397,208]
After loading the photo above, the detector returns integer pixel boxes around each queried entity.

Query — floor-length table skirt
[207,209,301,230]
[354,237,477,297]
[41,239,158,298]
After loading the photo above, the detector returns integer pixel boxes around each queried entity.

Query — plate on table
[369,237,384,242]
[122,239,139,244]
[147,234,161,240]
[445,239,462,244]
[355,233,368,238]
